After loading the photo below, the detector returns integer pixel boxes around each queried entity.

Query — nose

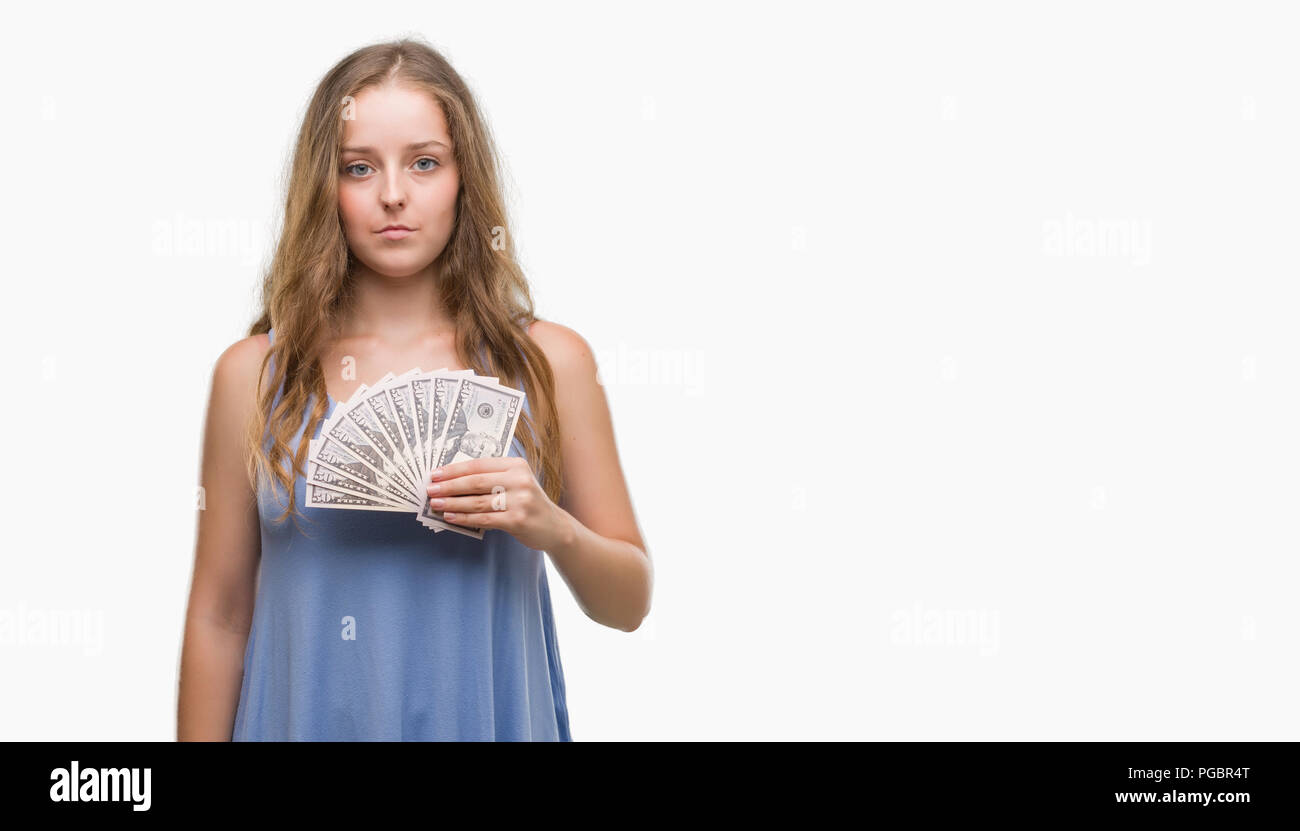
[379,170,406,209]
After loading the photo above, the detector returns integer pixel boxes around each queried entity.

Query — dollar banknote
[416,376,526,538]
[304,367,523,540]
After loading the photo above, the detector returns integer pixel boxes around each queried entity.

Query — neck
[339,262,456,343]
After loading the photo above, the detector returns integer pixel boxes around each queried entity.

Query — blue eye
[343,159,438,176]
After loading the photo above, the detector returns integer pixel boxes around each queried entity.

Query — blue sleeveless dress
[232,327,572,741]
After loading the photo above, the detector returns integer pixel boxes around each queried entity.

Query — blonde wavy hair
[242,37,562,526]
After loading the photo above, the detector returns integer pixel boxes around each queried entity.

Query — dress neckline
[268,325,480,414]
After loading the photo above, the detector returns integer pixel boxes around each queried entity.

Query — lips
[378,225,414,240]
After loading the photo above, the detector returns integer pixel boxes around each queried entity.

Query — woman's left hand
[425,457,572,551]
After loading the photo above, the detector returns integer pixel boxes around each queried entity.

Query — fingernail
[427,483,441,494]
[429,498,445,508]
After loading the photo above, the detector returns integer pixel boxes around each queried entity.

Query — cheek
[338,188,367,235]
[428,173,459,218]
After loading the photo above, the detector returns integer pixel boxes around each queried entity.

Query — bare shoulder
[208,332,273,412]
[213,332,272,390]
[525,319,597,379]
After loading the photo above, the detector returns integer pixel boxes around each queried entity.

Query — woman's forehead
[342,84,452,149]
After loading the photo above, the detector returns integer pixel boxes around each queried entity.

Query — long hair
[243,37,563,527]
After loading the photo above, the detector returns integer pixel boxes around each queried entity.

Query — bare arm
[527,321,652,632]
[176,333,270,740]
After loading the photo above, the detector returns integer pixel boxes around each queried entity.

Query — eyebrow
[341,139,449,154]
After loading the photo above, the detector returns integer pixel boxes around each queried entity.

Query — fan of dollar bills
[305,367,525,540]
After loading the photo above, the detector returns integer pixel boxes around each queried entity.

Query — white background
[1,1,1296,740]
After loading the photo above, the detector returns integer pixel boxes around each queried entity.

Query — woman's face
[337,82,460,278]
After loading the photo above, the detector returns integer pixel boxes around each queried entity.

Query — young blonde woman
[177,39,651,741]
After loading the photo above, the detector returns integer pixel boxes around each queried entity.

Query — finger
[427,493,496,513]
[442,509,500,527]
[429,457,514,483]
[426,471,500,497]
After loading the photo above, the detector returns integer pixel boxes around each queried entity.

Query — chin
[361,253,434,279]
